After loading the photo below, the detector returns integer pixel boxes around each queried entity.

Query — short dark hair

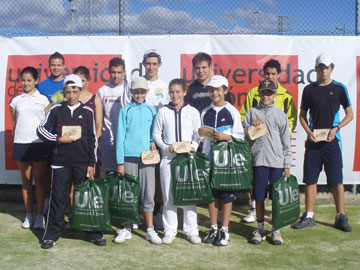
[192,52,212,68]
[263,59,281,74]
[20,66,38,81]
[49,52,65,65]
[109,57,125,70]
[142,53,161,64]
[169,78,188,92]
[74,66,90,80]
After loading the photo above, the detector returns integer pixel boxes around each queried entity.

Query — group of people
[10,49,353,250]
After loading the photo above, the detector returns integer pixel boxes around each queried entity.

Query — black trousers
[43,165,103,242]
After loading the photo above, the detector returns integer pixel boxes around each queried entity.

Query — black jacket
[37,102,97,167]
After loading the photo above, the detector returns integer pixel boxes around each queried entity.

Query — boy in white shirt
[153,79,201,244]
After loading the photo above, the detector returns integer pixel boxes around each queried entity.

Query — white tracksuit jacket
[153,102,201,237]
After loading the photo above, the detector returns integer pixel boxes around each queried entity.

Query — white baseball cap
[143,49,161,60]
[64,74,82,88]
[205,75,229,88]
[315,53,333,67]
[131,77,149,90]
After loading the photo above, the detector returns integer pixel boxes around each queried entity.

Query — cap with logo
[64,74,82,88]
[205,75,229,88]
[258,79,277,93]
[131,77,149,91]
[315,53,333,67]
[143,49,161,61]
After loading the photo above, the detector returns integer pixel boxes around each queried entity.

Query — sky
[0,0,356,37]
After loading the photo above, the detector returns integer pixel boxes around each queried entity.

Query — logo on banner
[4,54,121,170]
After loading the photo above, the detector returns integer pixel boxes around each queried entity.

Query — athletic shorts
[13,143,51,162]
[252,166,283,202]
[212,189,237,202]
[303,140,343,187]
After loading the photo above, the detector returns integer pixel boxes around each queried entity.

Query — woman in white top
[10,67,52,229]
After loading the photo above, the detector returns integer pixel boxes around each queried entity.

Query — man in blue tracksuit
[115,77,162,244]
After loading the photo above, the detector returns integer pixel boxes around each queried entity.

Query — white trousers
[160,156,199,237]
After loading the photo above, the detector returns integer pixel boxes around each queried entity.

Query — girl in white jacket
[153,79,201,244]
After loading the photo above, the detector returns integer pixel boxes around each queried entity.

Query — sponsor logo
[109,185,135,203]
[192,92,209,99]
[174,163,206,182]
[74,190,104,209]
[155,88,164,98]
[213,148,246,167]
[279,185,299,206]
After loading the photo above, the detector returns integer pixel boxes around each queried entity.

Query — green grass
[0,202,359,270]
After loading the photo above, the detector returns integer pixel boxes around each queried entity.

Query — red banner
[180,54,299,111]
[5,54,121,170]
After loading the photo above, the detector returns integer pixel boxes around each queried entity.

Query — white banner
[1,35,359,184]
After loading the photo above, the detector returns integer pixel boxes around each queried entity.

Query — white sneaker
[145,228,162,245]
[132,224,139,230]
[22,214,34,229]
[242,208,256,223]
[162,234,175,244]
[114,229,132,243]
[187,234,201,244]
[34,214,44,229]
[271,230,284,245]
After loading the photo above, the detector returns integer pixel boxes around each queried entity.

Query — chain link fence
[0,0,357,37]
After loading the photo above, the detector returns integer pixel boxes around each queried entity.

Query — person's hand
[188,147,195,156]
[283,168,290,178]
[326,127,339,142]
[251,120,263,127]
[307,131,319,143]
[60,133,77,144]
[150,142,156,151]
[168,145,175,153]
[198,127,207,137]
[87,166,95,179]
[117,164,125,176]
[213,130,232,142]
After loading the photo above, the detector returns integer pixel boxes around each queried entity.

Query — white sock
[211,224,218,231]
[221,226,229,233]
[306,212,314,219]
[257,221,264,232]
[251,200,256,209]
[147,227,154,233]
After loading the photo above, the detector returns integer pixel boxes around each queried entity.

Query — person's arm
[86,108,97,167]
[94,95,103,139]
[37,107,59,143]
[212,131,232,142]
[153,109,169,152]
[9,106,16,130]
[286,97,298,136]
[327,106,354,142]
[190,109,201,150]
[45,103,52,115]
[280,113,292,171]
[116,108,127,165]
[299,109,318,143]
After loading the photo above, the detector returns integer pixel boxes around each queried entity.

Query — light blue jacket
[116,100,156,164]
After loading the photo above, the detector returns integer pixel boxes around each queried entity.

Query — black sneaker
[214,228,230,246]
[41,240,55,249]
[292,213,316,229]
[203,228,218,244]
[91,237,107,246]
[334,213,352,232]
